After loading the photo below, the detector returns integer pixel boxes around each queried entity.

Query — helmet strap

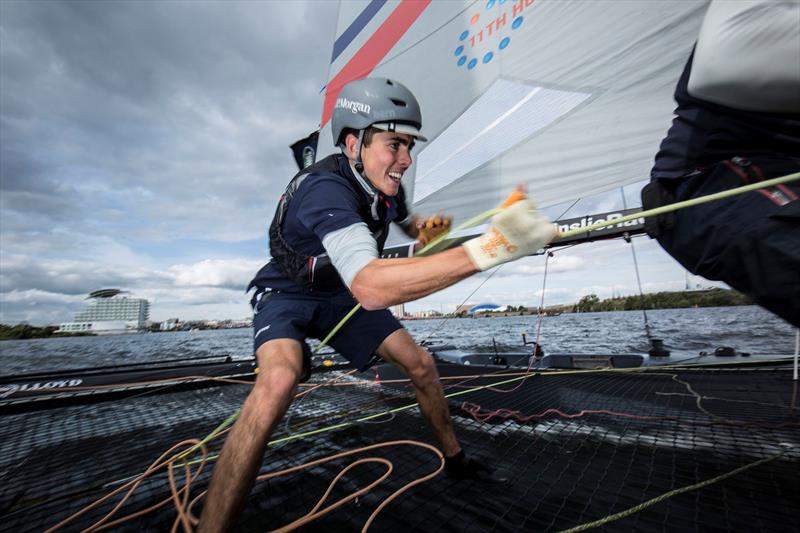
[345,130,383,221]
[341,129,366,173]
[354,129,365,174]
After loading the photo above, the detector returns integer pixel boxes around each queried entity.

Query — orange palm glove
[416,214,452,246]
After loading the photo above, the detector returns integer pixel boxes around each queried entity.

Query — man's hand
[462,194,557,271]
[416,214,452,246]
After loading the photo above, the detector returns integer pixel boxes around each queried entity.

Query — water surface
[1,306,796,375]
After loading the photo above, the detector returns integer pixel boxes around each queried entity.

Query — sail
[318,0,708,225]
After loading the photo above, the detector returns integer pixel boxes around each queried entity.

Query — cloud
[0,249,265,324]
[1,289,84,305]
[0,253,262,297]
[490,254,586,278]
[0,290,88,325]
[0,254,162,295]
[168,259,263,290]
[1,0,337,253]
[0,1,340,324]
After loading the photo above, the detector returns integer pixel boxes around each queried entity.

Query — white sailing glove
[463,196,558,271]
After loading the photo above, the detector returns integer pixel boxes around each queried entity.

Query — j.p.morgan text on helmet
[335,97,371,115]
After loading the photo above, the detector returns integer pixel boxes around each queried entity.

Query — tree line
[573,288,751,313]
[0,324,93,340]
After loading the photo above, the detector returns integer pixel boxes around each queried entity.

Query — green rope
[188,171,799,459]
[178,371,543,467]
[264,358,797,448]
[268,371,541,446]
[174,408,242,464]
[416,171,800,248]
[558,172,799,240]
[179,360,794,468]
[559,449,788,533]
[314,302,362,355]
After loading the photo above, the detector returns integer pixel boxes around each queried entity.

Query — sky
[0,0,719,326]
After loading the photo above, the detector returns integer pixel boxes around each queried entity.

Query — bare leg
[376,329,461,457]
[198,339,303,533]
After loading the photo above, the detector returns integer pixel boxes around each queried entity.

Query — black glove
[444,450,509,484]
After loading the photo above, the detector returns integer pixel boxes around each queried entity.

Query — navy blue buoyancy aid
[257,154,408,293]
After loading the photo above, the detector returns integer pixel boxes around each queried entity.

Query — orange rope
[44,439,208,533]
[184,440,443,533]
[45,368,450,533]
[47,436,441,533]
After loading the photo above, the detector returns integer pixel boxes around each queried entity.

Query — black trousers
[647,156,800,328]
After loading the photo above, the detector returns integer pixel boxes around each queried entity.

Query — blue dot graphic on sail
[453,0,534,69]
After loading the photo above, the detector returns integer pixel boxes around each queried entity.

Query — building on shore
[160,318,180,331]
[468,303,505,314]
[454,303,475,315]
[408,309,443,319]
[57,289,150,335]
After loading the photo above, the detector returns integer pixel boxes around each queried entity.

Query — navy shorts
[252,290,403,372]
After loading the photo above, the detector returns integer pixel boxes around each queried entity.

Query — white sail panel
[319,0,710,223]
[414,79,591,202]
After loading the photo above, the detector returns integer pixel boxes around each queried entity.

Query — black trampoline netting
[1,363,798,532]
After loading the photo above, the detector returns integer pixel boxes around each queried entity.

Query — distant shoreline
[0,324,94,341]
[2,289,751,335]
[401,288,750,320]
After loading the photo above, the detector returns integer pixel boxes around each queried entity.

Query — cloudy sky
[0,0,713,326]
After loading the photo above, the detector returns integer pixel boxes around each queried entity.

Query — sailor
[198,77,557,532]
[644,0,800,328]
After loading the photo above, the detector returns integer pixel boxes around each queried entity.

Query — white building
[160,318,180,331]
[57,289,150,335]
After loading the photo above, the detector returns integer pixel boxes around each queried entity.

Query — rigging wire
[794,327,799,381]
[420,196,580,347]
[419,264,503,345]
[620,188,653,344]
[528,197,580,354]
[533,250,552,353]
